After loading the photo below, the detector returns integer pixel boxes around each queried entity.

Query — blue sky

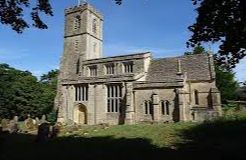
[0,0,245,82]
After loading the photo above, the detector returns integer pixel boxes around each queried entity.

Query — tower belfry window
[92,18,97,34]
[74,15,81,30]
[74,40,79,52]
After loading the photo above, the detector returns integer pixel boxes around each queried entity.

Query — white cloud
[31,70,44,78]
[0,48,29,61]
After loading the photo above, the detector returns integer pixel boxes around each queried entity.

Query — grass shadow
[177,118,246,160]
[1,118,246,160]
[0,132,177,160]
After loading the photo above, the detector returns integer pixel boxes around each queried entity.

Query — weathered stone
[8,120,19,134]
[13,116,18,123]
[40,115,47,124]
[1,119,10,132]
[35,117,40,125]
[55,3,222,125]
[24,117,36,130]
[50,123,61,138]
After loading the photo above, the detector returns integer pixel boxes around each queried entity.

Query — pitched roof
[146,54,214,82]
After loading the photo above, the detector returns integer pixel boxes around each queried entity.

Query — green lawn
[61,122,195,148]
[1,111,246,160]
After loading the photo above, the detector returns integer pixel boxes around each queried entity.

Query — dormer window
[106,63,115,75]
[123,61,133,73]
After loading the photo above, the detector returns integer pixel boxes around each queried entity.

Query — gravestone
[9,119,19,133]
[1,119,10,132]
[50,122,61,138]
[13,116,18,123]
[40,115,47,124]
[35,117,40,125]
[24,115,36,130]
[36,122,50,142]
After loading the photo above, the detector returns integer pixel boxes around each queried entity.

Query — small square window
[123,62,133,73]
[89,65,97,77]
[106,63,115,75]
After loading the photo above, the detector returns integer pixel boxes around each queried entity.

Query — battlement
[65,3,103,20]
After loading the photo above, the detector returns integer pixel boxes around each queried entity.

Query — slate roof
[146,54,214,82]
[82,52,150,65]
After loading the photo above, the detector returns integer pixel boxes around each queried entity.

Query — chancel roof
[146,54,215,82]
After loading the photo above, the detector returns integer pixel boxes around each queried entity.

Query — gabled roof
[146,54,215,82]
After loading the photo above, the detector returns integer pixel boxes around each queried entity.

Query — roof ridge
[153,53,209,61]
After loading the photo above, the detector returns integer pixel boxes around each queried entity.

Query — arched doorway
[74,104,87,125]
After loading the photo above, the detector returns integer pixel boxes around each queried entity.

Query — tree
[215,65,238,103]
[184,45,205,55]
[40,69,58,85]
[0,63,41,119]
[115,0,245,69]
[187,0,246,69]
[0,63,58,120]
[0,0,53,33]
[40,69,59,122]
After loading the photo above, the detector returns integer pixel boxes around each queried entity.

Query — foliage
[236,85,246,101]
[215,65,239,103]
[0,63,58,120]
[184,45,205,55]
[39,69,58,120]
[47,109,58,124]
[0,0,53,33]
[115,0,245,68]
[40,69,58,85]
[187,0,246,69]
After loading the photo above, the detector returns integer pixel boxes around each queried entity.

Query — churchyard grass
[1,109,246,160]
[61,122,196,148]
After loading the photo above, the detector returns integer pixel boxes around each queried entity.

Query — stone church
[55,3,222,125]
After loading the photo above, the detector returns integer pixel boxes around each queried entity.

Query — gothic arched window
[165,101,170,115]
[161,100,170,115]
[144,101,153,115]
[76,58,80,74]
[194,90,199,105]
[144,101,148,114]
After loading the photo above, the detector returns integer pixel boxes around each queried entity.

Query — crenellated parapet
[65,3,103,20]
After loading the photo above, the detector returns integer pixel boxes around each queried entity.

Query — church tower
[55,2,103,123]
[60,2,103,79]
